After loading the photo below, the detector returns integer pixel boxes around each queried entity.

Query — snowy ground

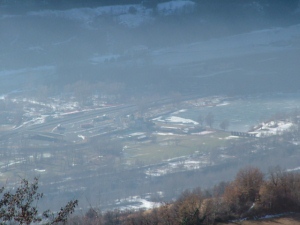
[153,115,198,125]
[116,195,162,211]
[250,121,293,137]
[0,94,109,131]
[145,154,210,177]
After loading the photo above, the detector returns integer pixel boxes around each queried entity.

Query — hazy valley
[1,0,300,219]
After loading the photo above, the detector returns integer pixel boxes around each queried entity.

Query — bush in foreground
[0,177,78,225]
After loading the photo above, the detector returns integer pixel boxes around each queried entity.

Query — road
[0,104,136,143]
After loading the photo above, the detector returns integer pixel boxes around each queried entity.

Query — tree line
[197,112,230,131]
[3,166,300,224]
[64,166,300,225]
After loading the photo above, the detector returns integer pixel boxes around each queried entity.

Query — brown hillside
[223,213,300,225]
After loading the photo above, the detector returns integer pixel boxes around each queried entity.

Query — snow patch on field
[153,116,198,125]
[0,95,7,100]
[14,115,49,129]
[166,116,198,124]
[0,159,25,169]
[216,102,230,106]
[116,196,161,210]
[224,136,240,140]
[287,167,300,172]
[251,121,293,137]
[78,135,85,140]
[34,169,46,173]
[146,156,210,177]
[156,132,176,136]
[171,109,187,115]
[193,131,214,135]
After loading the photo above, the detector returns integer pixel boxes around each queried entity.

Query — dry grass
[123,130,229,164]
[223,213,300,225]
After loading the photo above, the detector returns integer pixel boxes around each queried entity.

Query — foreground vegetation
[61,166,300,225]
[2,166,300,224]
[0,177,77,224]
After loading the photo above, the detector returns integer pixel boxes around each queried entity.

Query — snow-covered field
[116,195,162,210]
[5,95,108,127]
[145,155,210,177]
[250,121,293,137]
[153,116,198,125]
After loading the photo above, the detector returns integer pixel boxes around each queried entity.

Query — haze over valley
[1,0,300,214]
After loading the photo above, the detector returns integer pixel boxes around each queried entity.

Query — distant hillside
[2,0,299,22]
[1,0,300,96]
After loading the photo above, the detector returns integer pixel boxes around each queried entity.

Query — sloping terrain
[225,214,300,225]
